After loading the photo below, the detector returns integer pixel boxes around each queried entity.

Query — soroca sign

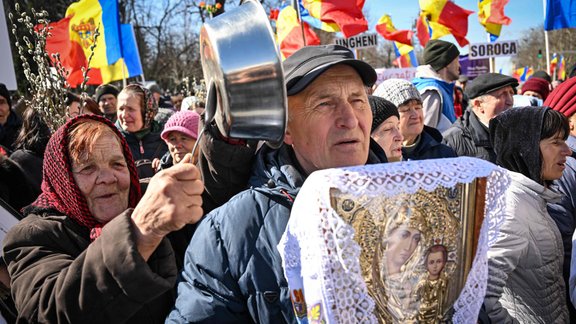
[469,40,518,60]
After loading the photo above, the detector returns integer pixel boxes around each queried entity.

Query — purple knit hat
[161,110,200,141]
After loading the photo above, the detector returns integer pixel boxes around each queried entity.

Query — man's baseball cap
[283,45,377,96]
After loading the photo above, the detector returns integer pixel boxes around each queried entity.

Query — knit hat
[465,73,518,99]
[544,76,576,117]
[369,96,399,133]
[531,70,552,83]
[423,40,460,72]
[95,84,119,102]
[0,83,11,107]
[161,110,200,141]
[283,45,377,96]
[521,77,550,100]
[373,78,422,108]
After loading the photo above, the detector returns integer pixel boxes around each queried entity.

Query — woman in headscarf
[3,115,203,323]
[116,84,168,179]
[486,106,571,323]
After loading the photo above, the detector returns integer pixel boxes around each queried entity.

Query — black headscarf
[489,106,548,185]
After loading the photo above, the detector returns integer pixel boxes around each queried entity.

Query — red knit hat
[521,77,550,100]
[544,76,576,117]
[161,110,200,141]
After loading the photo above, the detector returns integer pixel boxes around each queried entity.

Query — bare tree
[513,25,576,79]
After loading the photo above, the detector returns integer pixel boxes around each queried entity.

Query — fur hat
[373,79,422,108]
[95,84,119,103]
[423,40,460,72]
[521,77,551,100]
[161,110,200,141]
[369,96,399,133]
[544,76,576,117]
[0,83,11,107]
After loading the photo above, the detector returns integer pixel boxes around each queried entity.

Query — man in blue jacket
[166,45,387,323]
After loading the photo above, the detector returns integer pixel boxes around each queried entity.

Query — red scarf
[31,115,141,240]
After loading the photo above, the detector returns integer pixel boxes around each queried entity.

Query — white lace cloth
[278,157,510,324]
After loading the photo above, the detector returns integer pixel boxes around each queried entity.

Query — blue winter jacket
[167,140,387,323]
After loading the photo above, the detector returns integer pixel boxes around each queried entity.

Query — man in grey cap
[442,72,518,162]
[94,83,119,122]
[167,44,387,323]
[413,39,461,133]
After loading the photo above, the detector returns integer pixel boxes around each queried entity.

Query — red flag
[302,0,368,38]
[375,14,413,46]
[437,1,473,46]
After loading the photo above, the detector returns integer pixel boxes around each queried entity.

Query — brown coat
[3,209,177,324]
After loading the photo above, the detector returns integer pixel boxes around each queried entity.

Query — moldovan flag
[417,0,473,47]
[45,0,143,87]
[478,0,511,41]
[276,4,320,60]
[393,42,418,68]
[376,14,413,46]
[301,0,368,38]
[550,53,567,79]
[544,0,576,31]
[513,66,534,82]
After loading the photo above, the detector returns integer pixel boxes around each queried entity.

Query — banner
[459,55,489,80]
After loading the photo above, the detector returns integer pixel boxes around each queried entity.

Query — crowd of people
[0,40,576,323]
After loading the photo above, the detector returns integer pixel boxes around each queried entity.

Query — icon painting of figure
[414,244,450,323]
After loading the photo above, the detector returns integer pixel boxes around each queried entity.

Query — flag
[478,0,511,41]
[558,55,567,79]
[544,0,576,31]
[513,67,534,82]
[417,0,474,47]
[94,24,143,84]
[550,53,567,79]
[44,0,128,87]
[276,3,320,60]
[301,0,368,38]
[296,0,337,32]
[550,53,559,75]
[393,42,418,68]
[376,14,413,46]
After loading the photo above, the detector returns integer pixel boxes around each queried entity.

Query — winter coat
[167,140,387,323]
[402,125,457,161]
[9,149,43,193]
[485,171,568,323]
[3,209,177,323]
[413,65,456,133]
[0,110,22,152]
[442,109,496,163]
[0,155,38,212]
[118,125,168,162]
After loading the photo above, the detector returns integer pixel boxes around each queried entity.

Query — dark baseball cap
[283,45,377,96]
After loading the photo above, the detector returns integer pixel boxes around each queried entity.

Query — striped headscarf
[30,114,141,240]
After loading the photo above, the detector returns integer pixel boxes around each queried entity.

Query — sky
[362,0,546,73]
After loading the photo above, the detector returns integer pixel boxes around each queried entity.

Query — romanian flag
[376,14,413,46]
[417,0,474,47]
[513,67,534,82]
[550,54,567,79]
[478,0,511,41]
[276,3,320,60]
[301,0,368,38]
[45,0,143,87]
[393,42,418,68]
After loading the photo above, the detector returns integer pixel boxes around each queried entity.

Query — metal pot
[199,0,286,146]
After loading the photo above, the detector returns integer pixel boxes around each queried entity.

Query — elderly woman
[153,110,201,171]
[3,115,203,323]
[486,107,571,323]
[116,84,168,179]
[369,96,403,162]
[374,79,456,161]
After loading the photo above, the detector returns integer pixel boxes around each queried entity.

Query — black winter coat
[403,125,457,161]
[442,109,496,163]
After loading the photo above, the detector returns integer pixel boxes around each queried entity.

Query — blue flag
[545,0,576,30]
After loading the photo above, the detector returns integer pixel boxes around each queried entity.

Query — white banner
[334,33,378,50]
[469,40,518,60]
[375,67,417,85]
[0,0,17,90]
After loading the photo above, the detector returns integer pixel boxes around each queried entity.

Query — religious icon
[330,180,483,323]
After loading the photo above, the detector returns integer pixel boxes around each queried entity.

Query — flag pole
[486,33,495,73]
[543,0,551,75]
[293,0,307,46]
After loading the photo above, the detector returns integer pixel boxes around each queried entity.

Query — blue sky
[362,0,545,73]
